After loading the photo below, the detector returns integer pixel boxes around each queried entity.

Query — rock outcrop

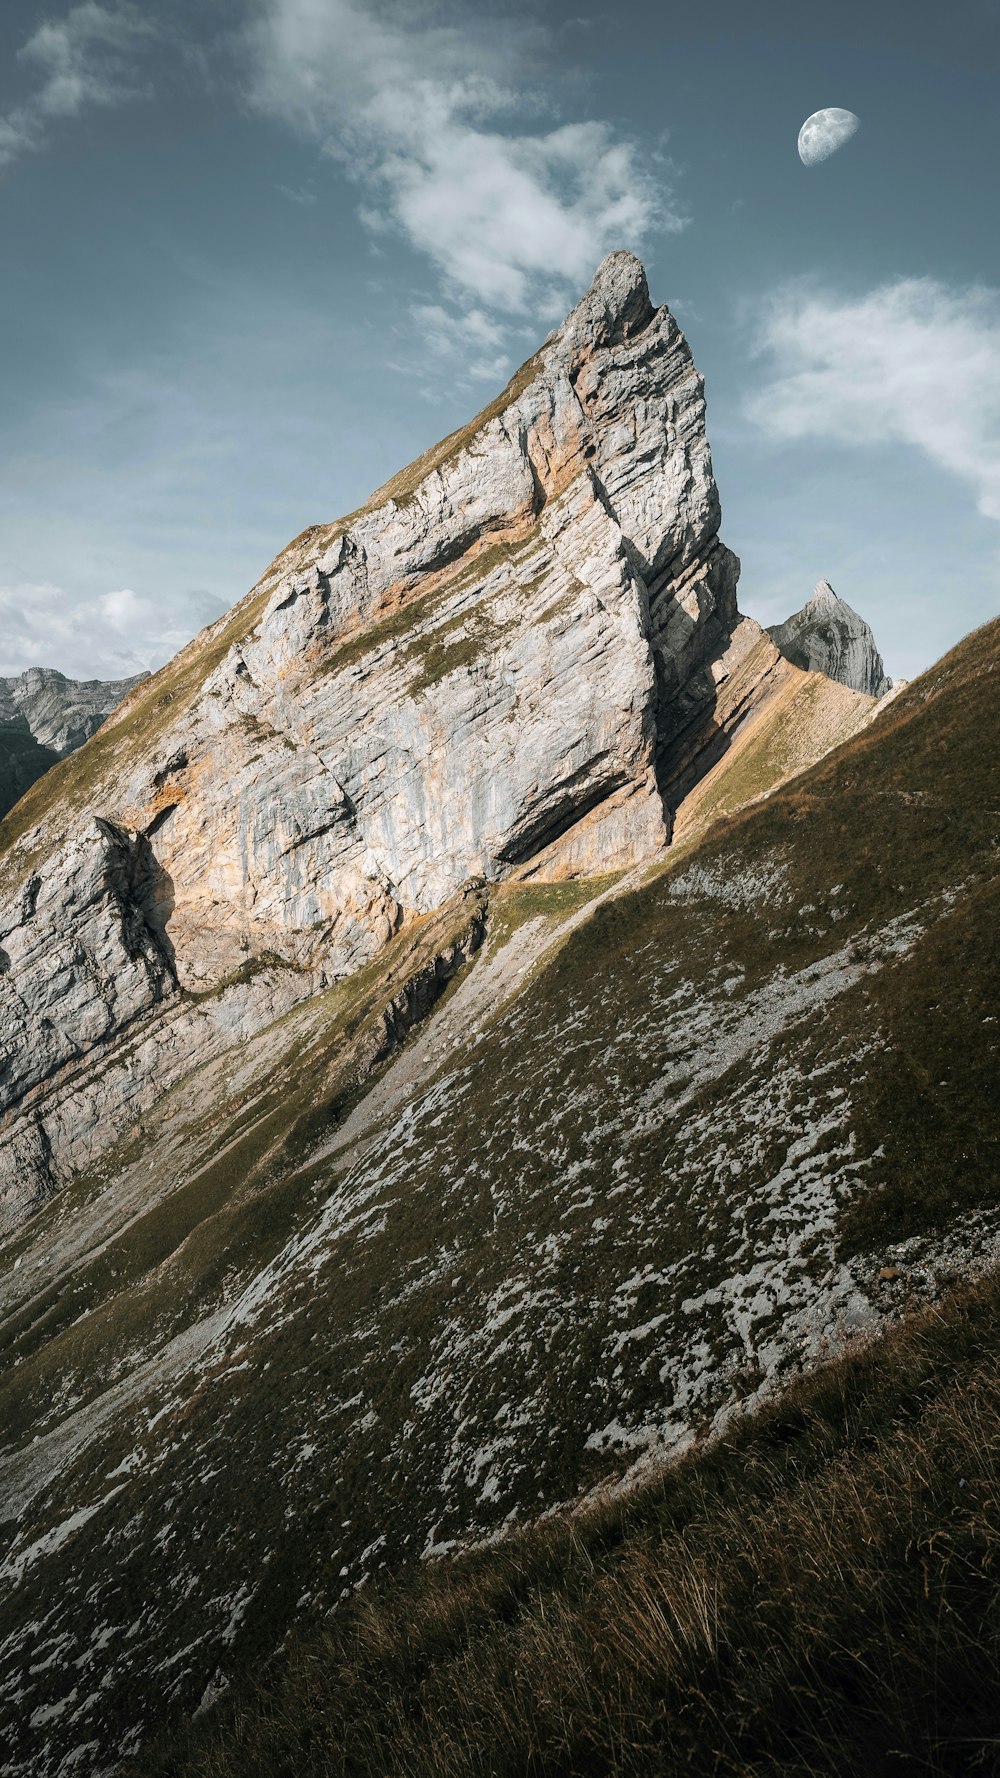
[767,581,892,698]
[0,254,869,1231]
[0,252,742,1225]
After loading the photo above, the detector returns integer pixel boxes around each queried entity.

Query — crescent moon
[798,108,860,167]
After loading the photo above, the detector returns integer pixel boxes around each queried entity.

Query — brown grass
[133,1265,1000,1778]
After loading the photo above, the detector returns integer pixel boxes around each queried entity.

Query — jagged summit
[0,256,871,1234]
[557,249,655,349]
[767,580,892,698]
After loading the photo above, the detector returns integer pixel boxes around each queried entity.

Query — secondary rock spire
[767,581,892,698]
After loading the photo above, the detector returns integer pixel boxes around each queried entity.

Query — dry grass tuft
[134,1268,1000,1778]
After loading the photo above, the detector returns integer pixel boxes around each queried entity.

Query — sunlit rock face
[0,250,784,1229]
[131,250,743,986]
[767,581,892,698]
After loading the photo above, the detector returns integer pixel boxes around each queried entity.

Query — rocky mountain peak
[555,249,656,350]
[0,256,878,1237]
[767,580,892,698]
[0,664,148,758]
[0,665,148,822]
[3,252,968,1777]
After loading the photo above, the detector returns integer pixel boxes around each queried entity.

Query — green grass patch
[486,874,625,950]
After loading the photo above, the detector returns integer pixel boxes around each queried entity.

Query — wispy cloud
[748,277,1000,523]
[0,2,155,170]
[409,300,512,386]
[0,581,224,680]
[244,0,680,339]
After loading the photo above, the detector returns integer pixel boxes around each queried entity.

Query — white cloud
[747,277,1000,523]
[0,3,155,169]
[244,0,680,320]
[0,582,224,681]
[409,301,511,385]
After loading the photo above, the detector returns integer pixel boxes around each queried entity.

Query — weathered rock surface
[767,581,892,697]
[0,255,865,1232]
[0,252,753,1228]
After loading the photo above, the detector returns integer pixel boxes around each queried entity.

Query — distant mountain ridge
[0,666,147,820]
[0,665,148,756]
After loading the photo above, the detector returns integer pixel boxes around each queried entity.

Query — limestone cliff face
[108,251,741,988]
[0,252,809,1229]
[767,581,892,698]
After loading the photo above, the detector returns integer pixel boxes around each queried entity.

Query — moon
[797,108,860,166]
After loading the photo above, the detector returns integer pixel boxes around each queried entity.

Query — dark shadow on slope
[644,539,744,824]
[0,721,59,824]
[133,834,178,980]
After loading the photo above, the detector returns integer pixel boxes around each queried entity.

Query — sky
[0,0,998,683]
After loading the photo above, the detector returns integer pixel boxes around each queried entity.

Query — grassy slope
[2,621,998,1777]
[130,626,1000,1778]
[0,892,487,1453]
[672,663,875,847]
[137,1266,1000,1778]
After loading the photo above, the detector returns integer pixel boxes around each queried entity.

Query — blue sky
[0,0,998,682]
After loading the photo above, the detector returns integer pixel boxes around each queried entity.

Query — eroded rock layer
[0,252,756,1229]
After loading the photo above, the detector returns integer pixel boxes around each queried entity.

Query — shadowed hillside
[135,1265,1000,1778]
[1,612,996,1776]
